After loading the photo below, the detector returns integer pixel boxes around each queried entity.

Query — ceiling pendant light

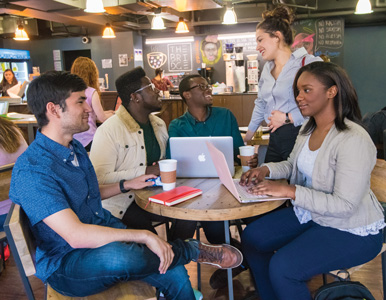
[14,25,29,41]
[175,17,189,33]
[222,7,237,25]
[102,23,116,38]
[355,0,373,14]
[85,0,105,13]
[151,8,166,30]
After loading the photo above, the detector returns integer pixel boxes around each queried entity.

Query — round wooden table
[135,175,286,300]
[135,177,285,221]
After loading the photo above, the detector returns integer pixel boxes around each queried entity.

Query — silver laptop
[2,81,28,103]
[206,141,289,203]
[0,101,9,115]
[170,136,235,178]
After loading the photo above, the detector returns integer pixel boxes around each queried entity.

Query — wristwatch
[284,112,291,124]
[119,179,130,193]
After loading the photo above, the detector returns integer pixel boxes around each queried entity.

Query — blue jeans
[47,239,200,300]
[242,207,383,300]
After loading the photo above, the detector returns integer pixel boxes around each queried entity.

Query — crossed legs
[47,239,199,299]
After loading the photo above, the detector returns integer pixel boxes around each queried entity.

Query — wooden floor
[0,226,384,300]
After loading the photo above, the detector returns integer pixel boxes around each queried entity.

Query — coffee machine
[223,44,245,93]
[247,54,259,92]
[197,66,214,84]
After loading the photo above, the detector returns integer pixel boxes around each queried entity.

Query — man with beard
[90,67,193,240]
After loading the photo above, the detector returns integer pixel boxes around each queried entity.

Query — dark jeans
[265,124,301,163]
[122,202,197,241]
[47,239,202,299]
[242,207,383,300]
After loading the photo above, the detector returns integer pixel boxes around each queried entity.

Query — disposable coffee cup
[164,90,170,98]
[158,159,177,191]
[239,146,255,172]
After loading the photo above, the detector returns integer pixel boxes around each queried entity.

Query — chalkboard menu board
[292,17,344,65]
[167,43,193,72]
[315,18,344,60]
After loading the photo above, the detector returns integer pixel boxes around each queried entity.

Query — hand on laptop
[146,162,160,176]
[239,166,270,186]
[246,180,296,199]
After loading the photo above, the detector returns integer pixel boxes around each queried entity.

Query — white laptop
[206,141,289,203]
[0,101,9,115]
[2,81,28,103]
[170,136,235,178]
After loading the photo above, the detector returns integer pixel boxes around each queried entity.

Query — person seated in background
[0,69,18,97]
[0,116,28,165]
[151,68,174,92]
[240,62,385,300]
[90,67,193,240]
[166,74,257,289]
[71,57,114,151]
[10,70,243,300]
[0,116,28,269]
[363,106,386,159]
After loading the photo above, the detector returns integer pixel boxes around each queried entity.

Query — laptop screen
[0,101,9,115]
[169,136,235,178]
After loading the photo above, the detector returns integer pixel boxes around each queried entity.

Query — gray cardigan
[265,119,384,230]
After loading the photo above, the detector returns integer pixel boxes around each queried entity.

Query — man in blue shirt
[9,71,242,299]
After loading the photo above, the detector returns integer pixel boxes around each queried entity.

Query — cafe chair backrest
[4,203,37,300]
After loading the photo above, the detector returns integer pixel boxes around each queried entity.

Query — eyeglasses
[133,83,157,94]
[186,84,213,92]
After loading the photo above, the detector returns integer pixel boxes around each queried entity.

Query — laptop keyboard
[233,179,268,199]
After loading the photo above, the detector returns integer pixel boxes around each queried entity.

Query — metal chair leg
[196,223,201,292]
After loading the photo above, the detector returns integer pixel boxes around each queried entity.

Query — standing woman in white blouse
[240,62,385,300]
[244,5,321,163]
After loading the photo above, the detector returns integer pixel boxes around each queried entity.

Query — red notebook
[148,186,202,206]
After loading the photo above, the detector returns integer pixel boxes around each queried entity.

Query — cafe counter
[5,92,257,129]
[100,91,256,128]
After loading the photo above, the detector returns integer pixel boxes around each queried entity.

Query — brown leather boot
[195,242,243,269]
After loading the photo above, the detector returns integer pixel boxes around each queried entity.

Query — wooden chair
[0,163,14,272]
[4,203,156,300]
[324,159,386,300]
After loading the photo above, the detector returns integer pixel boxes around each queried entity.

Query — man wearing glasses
[167,74,254,289]
[167,74,244,163]
[90,67,193,241]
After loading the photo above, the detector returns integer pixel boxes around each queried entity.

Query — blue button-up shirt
[248,47,322,132]
[10,131,125,282]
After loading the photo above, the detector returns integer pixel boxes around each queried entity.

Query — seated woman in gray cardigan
[239,61,385,300]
